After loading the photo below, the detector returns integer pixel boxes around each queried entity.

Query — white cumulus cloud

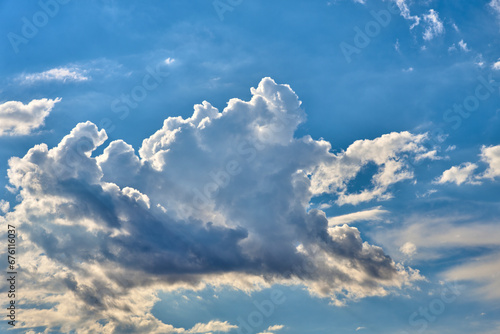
[165,57,176,65]
[310,131,435,205]
[266,325,284,331]
[0,98,61,136]
[435,145,500,185]
[481,145,500,179]
[257,324,285,334]
[399,241,417,257]
[435,162,479,185]
[188,320,237,333]
[0,200,9,214]
[492,59,500,70]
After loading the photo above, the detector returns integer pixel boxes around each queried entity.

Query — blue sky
[1,0,500,333]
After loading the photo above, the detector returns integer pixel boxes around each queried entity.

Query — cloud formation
[393,0,420,28]
[492,59,500,70]
[309,131,434,205]
[188,320,238,333]
[435,162,479,185]
[257,324,284,334]
[481,145,500,179]
[2,78,424,332]
[423,9,444,41]
[327,206,389,226]
[372,212,500,301]
[0,199,9,214]
[372,215,500,262]
[399,241,417,257]
[435,145,500,185]
[443,253,500,300]
[0,98,61,136]
[20,67,89,84]
[458,40,470,52]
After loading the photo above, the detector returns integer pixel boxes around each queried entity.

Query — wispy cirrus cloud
[328,206,389,226]
[423,9,444,41]
[393,0,420,28]
[373,214,500,262]
[443,254,500,300]
[373,212,500,301]
[19,67,89,84]
[458,40,470,52]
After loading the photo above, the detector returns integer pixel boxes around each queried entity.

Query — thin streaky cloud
[19,67,89,84]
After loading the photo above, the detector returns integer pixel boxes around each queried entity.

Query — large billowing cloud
[0,98,61,136]
[2,78,429,333]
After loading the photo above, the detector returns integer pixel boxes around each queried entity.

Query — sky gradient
[1,1,500,333]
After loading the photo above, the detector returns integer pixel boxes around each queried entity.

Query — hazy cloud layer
[372,213,500,300]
